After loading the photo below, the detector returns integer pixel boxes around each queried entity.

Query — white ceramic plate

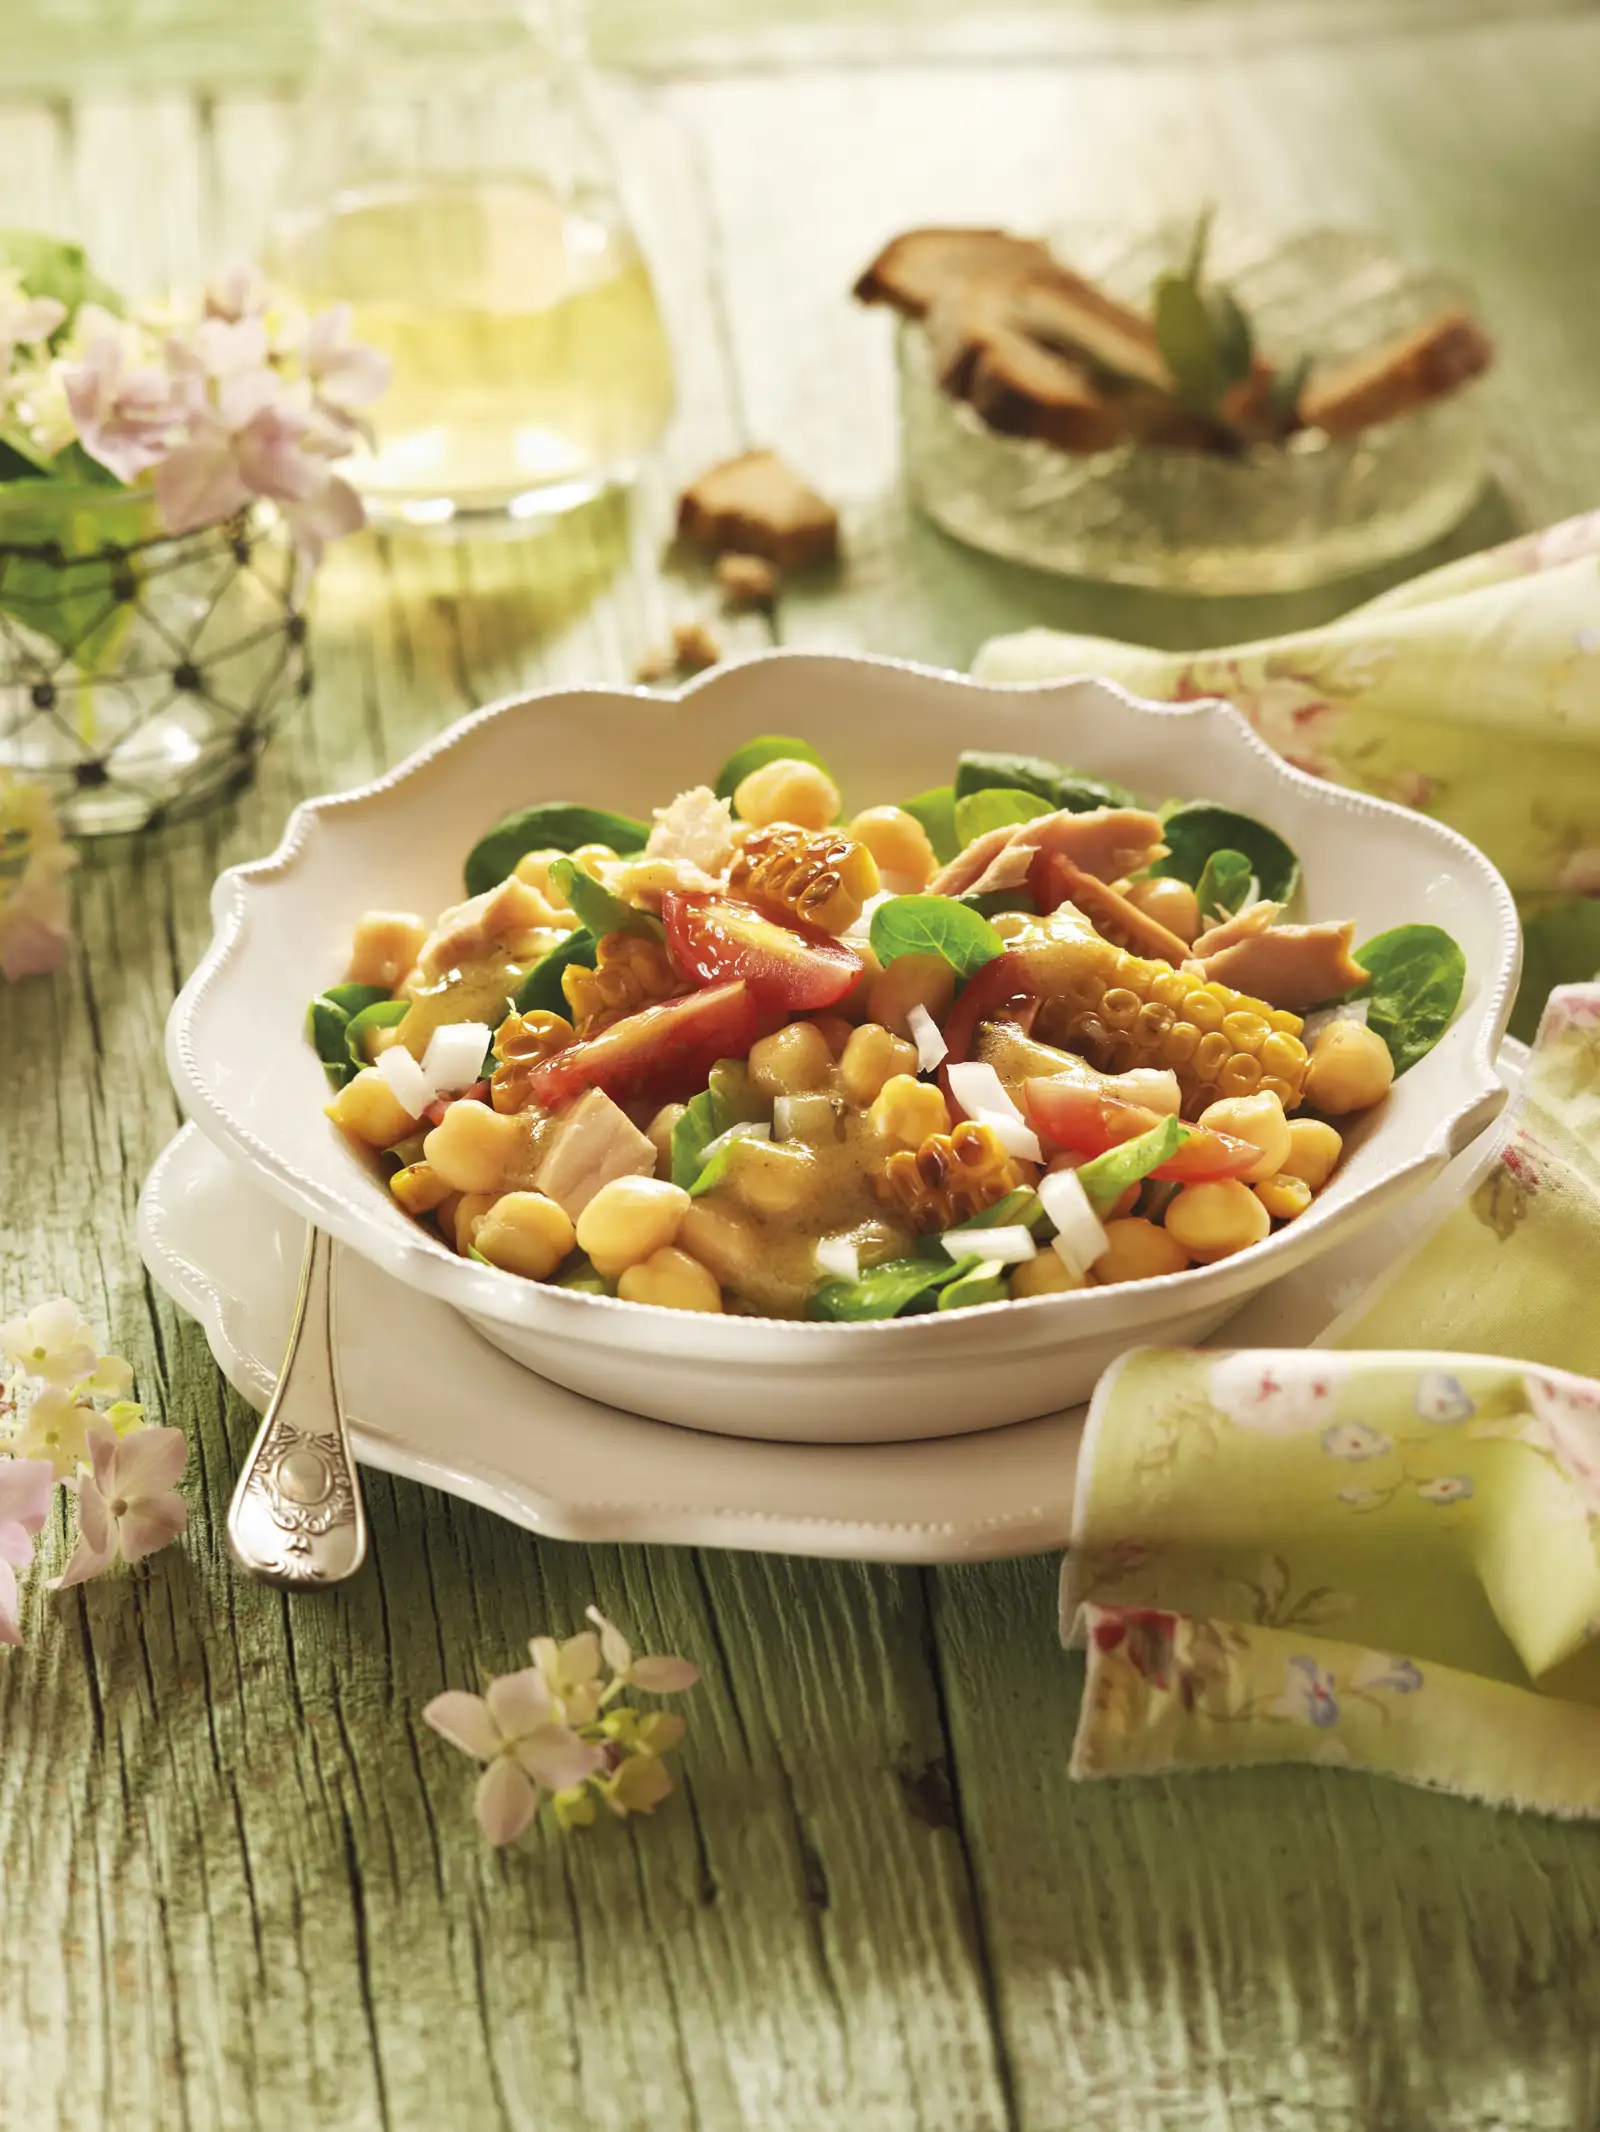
[137,1044,1520,1563]
[165,652,1519,1443]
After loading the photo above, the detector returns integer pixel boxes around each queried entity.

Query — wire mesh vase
[0,486,310,836]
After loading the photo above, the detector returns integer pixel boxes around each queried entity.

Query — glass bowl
[896,225,1490,594]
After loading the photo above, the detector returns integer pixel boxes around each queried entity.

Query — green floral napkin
[974,513,1600,1035]
[1065,981,1600,1815]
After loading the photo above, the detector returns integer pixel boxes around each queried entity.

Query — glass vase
[264,0,675,534]
[0,489,309,837]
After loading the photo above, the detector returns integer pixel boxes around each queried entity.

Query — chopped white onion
[814,1236,860,1284]
[1039,1167,1110,1277]
[940,1224,1036,1265]
[698,1120,770,1165]
[946,1060,1020,1123]
[976,1111,1044,1163]
[771,1096,793,1141]
[376,1041,434,1118]
[907,1001,948,1073]
[843,890,895,944]
[1300,997,1370,1046]
[421,1020,492,1096]
[1111,1067,1181,1117]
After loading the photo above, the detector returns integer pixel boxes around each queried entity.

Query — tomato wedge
[523,982,764,1111]
[661,892,861,1012]
[939,950,1037,1066]
[1023,1075,1260,1182]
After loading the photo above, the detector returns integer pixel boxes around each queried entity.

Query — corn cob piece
[730,824,880,935]
[561,931,684,1036]
[1020,906,1308,1113]
[876,1120,1023,1231]
[490,1008,575,1113]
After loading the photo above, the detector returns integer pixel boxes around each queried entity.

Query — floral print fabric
[1066,981,1600,1816]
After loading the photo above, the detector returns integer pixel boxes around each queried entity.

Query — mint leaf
[869,894,1005,979]
[465,803,650,897]
[715,735,833,803]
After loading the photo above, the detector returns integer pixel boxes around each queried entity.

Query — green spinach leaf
[1350,924,1467,1076]
[900,785,960,864]
[550,857,664,942]
[955,748,1133,817]
[306,983,392,1088]
[344,997,410,1072]
[1076,1114,1185,1213]
[936,1261,1010,1311]
[805,1255,966,1323]
[1194,848,1255,922]
[870,895,1005,979]
[714,735,833,803]
[513,931,596,1015]
[464,803,651,897]
[554,1253,614,1295]
[688,1122,769,1199]
[953,787,1055,847]
[1152,803,1300,904]
[670,1086,732,1191]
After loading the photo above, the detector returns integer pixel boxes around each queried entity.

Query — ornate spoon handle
[227,1225,368,1587]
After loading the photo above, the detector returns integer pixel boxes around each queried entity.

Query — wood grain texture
[3,20,1600,2131]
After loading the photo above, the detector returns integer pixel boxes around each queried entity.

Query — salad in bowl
[310,732,1467,1325]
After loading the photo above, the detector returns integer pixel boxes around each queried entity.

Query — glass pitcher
[264,0,675,532]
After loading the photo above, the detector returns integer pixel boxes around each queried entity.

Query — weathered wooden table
[4,13,1600,2128]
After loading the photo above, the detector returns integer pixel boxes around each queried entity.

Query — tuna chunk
[1196,921,1369,1013]
[930,807,1166,899]
[1190,899,1282,959]
[535,1088,657,1217]
[645,784,736,875]
[413,876,563,984]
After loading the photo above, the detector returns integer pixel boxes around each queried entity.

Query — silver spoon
[227,1225,368,1586]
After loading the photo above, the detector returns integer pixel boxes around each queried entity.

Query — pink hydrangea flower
[60,307,195,485]
[49,1424,188,1587]
[0,771,76,983]
[0,1459,54,1646]
[424,1670,606,1846]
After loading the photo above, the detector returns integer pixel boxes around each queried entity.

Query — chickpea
[346,911,426,991]
[390,1161,452,1216]
[867,953,957,1043]
[1305,1020,1394,1116]
[1093,1217,1192,1284]
[474,1191,575,1279]
[618,1246,724,1314]
[646,1103,686,1178]
[838,1022,919,1106]
[569,842,618,881]
[513,848,569,904]
[866,1073,951,1150]
[726,1138,817,1216]
[326,1067,415,1150]
[1282,1117,1343,1191]
[836,943,884,1025]
[708,1057,771,1125]
[990,911,1032,942]
[732,757,841,832]
[423,1099,539,1195]
[1011,1251,1089,1298]
[1124,877,1201,944]
[1254,1173,1313,1222]
[748,1020,835,1097]
[452,1192,499,1254]
[677,1199,761,1290]
[808,1014,854,1060]
[848,805,937,889]
[1198,1090,1290,1183]
[576,1176,691,1278]
[1164,1180,1271,1263]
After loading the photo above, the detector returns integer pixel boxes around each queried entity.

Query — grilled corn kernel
[424,1100,537,1196]
[726,1138,817,1216]
[749,1020,835,1097]
[1197,1091,1290,1183]
[347,910,426,991]
[1282,1118,1343,1190]
[390,1161,452,1216]
[1254,1173,1313,1222]
[491,1009,576,1113]
[569,842,618,879]
[1305,1019,1394,1115]
[731,823,880,935]
[849,805,937,888]
[576,1175,691,1277]
[1011,1251,1089,1298]
[867,953,957,1042]
[878,1120,1022,1231]
[1124,877,1201,945]
[838,1022,918,1106]
[1027,905,1308,1110]
[326,1067,414,1149]
[474,1191,576,1279]
[618,1246,723,1313]
[1093,1216,1191,1284]
[733,756,841,832]
[646,1103,686,1177]
[563,931,682,1035]
[677,1199,761,1288]
[867,1073,951,1150]
[452,1192,499,1254]
[1164,1179,1271,1262]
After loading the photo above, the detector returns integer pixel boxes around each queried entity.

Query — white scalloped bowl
[166,652,1518,1444]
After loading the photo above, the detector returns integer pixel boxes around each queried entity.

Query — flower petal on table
[474,1758,539,1847]
[423,1690,500,1763]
